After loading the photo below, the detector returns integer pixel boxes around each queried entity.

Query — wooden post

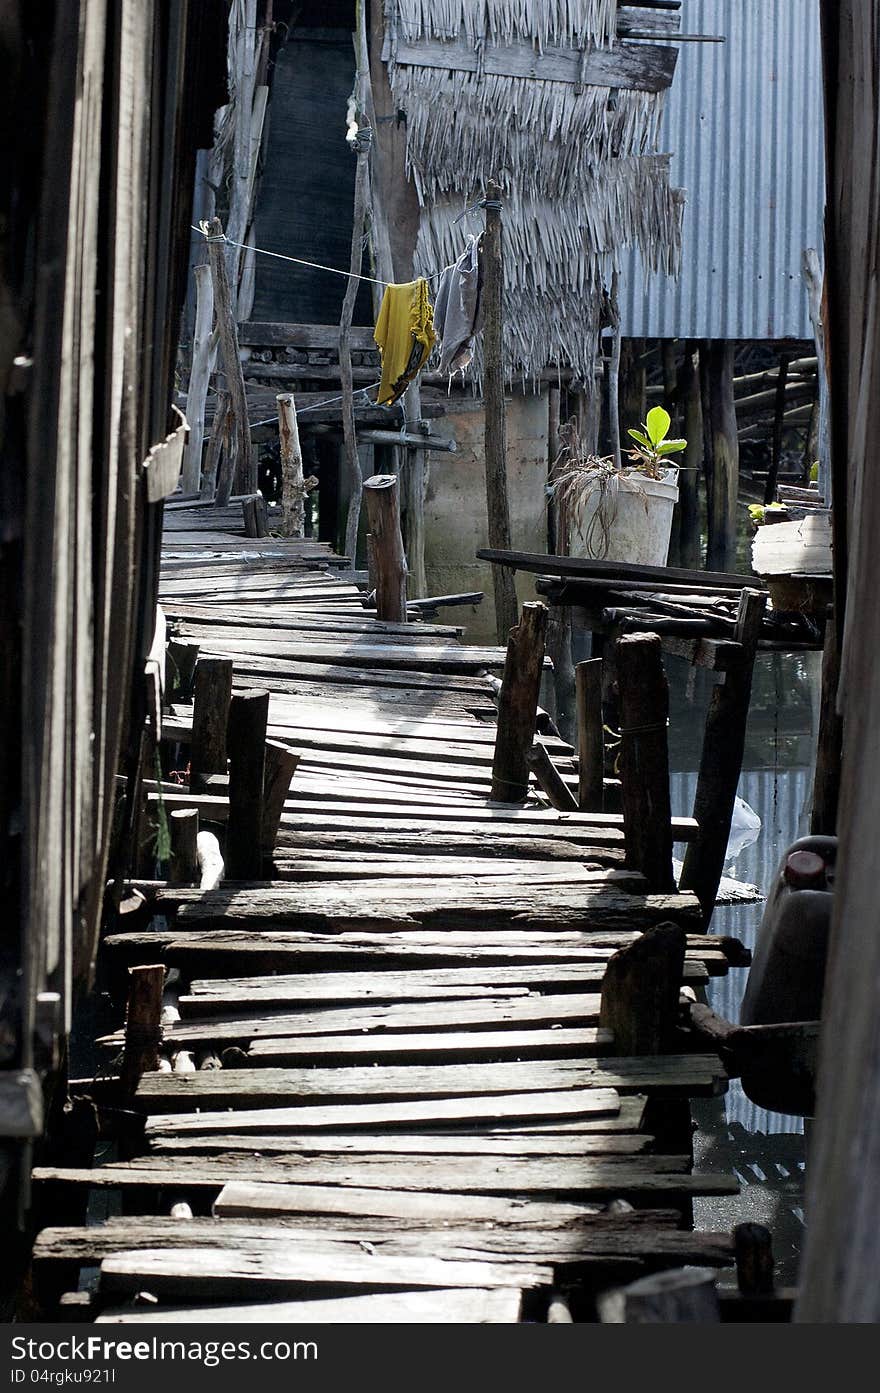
[619,337,646,434]
[526,740,578,811]
[241,491,267,538]
[200,389,230,501]
[491,602,548,803]
[168,809,199,886]
[576,658,604,812]
[402,384,428,598]
[182,263,214,494]
[679,347,703,570]
[226,688,270,879]
[811,614,841,835]
[734,1222,775,1296]
[680,589,766,922]
[702,341,739,573]
[802,248,830,503]
[764,352,790,503]
[190,657,233,787]
[120,964,165,1097]
[545,605,575,743]
[261,739,301,859]
[600,922,686,1056]
[483,180,519,643]
[615,633,675,893]
[204,216,255,502]
[363,474,408,623]
[277,392,306,538]
[599,1268,720,1324]
[608,271,622,471]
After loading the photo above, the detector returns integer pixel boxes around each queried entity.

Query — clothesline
[204,382,387,439]
[192,223,461,288]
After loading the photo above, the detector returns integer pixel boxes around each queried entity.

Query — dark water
[666,650,817,1285]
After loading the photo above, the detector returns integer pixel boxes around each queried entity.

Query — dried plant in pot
[550,407,686,567]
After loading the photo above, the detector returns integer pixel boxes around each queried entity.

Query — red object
[783,849,826,889]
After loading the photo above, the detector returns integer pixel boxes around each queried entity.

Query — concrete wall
[424,389,550,644]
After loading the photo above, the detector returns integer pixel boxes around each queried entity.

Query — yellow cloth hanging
[373,279,436,406]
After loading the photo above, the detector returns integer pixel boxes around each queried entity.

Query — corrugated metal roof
[618,0,825,341]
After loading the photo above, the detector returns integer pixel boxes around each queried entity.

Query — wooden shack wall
[1,0,226,1152]
[796,0,880,1323]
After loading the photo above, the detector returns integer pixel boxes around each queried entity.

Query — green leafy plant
[627,406,687,480]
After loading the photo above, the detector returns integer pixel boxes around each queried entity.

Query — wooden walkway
[30,505,743,1324]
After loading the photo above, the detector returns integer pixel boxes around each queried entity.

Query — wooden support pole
[490,601,548,802]
[261,739,301,859]
[241,491,267,538]
[363,474,408,623]
[200,390,230,501]
[615,633,675,892]
[576,658,605,812]
[600,921,686,1056]
[608,271,622,472]
[764,353,790,504]
[810,614,841,836]
[182,264,214,494]
[120,965,165,1097]
[339,8,371,565]
[599,1268,720,1324]
[483,180,519,643]
[277,392,306,538]
[734,1222,775,1296]
[802,248,830,502]
[702,341,739,573]
[680,589,766,923]
[679,346,703,570]
[168,809,199,886]
[226,688,270,879]
[190,657,233,787]
[526,740,578,811]
[204,216,255,502]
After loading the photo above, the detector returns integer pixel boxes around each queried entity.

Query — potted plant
[551,406,686,567]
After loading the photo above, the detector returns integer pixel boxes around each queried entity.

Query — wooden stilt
[702,341,739,573]
[121,965,165,1098]
[190,658,233,788]
[491,602,548,803]
[363,474,408,623]
[764,352,790,503]
[810,614,841,835]
[680,589,766,922]
[734,1223,775,1296]
[181,264,214,495]
[204,217,255,502]
[200,390,230,501]
[576,658,605,812]
[679,347,703,570]
[600,922,686,1056]
[226,688,269,879]
[483,179,519,643]
[166,639,199,701]
[615,633,675,892]
[168,809,199,886]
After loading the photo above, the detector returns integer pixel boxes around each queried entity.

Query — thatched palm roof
[384,0,683,383]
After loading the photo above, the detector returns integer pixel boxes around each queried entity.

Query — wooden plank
[134,1058,724,1112]
[392,36,677,92]
[99,1246,551,1296]
[96,1288,523,1323]
[143,1088,622,1137]
[147,1130,648,1158]
[478,548,758,590]
[245,1027,612,1064]
[143,410,188,503]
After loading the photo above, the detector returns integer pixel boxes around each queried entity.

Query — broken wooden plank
[95,1288,523,1324]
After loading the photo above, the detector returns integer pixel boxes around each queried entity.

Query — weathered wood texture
[190,658,233,785]
[491,603,548,801]
[225,689,269,879]
[205,217,255,502]
[615,635,675,892]
[364,475,408,624]
[483,182,519,643]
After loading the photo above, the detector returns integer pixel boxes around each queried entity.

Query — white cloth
[433,235,484,376]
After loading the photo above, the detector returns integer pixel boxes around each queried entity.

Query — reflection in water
[667,650,818,1284]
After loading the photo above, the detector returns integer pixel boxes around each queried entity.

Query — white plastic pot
[570,466,679,567]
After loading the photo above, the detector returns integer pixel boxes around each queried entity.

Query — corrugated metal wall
[618,0,825,341]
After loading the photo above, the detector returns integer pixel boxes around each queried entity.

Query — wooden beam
[276,393,307,538]
[226,689,269,879]
[576,658,605,811]
[391,36,677,92]
[204,217,255,501]
[190,657,233,786]
[120,965,164,1098]
[600,922,686,1056]
[526,741,579,811]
